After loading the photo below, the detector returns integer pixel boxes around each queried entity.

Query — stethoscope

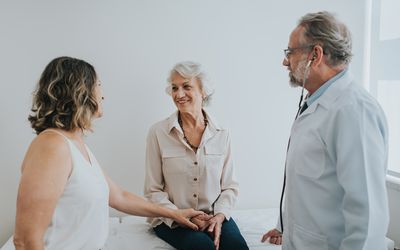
[279,57,314,233]
[296,58,313,117]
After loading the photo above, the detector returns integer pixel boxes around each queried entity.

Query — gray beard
[288,58,308,88]
[289,73,302,87]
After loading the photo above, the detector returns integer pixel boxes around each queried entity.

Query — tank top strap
[41,129,71,142]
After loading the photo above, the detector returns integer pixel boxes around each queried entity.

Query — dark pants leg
[154,223,215,250]
[219,218,249,250]
[154,218,248,250]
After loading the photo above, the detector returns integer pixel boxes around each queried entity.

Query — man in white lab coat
[261,11,389,250]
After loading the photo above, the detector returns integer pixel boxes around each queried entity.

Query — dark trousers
[154,218,249,250]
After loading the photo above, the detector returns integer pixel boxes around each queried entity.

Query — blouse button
[193,194,197,198]
[194,178,198,181]
[194,161,198,165]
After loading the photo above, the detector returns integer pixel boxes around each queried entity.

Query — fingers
[196,213,213,221]
[191,217,211,231]
[207,221,216,233]
[191,213,213,231]
[261,233,269,242]
[269,235,282,245]
[206,220,221,250]
[213,222,221,250]
[187,208,205,217]
[200,224,209,231]
[182,219,199,231]
[192,214,204,220]
[261,229,282,245]
[261,230,274,242]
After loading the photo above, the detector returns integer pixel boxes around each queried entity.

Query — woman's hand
[207,213,225,250]
[261,228,282,245]
[172,208,205,230]
[190,213,213,231]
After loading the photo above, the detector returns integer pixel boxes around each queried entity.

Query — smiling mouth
[176,99,189,104]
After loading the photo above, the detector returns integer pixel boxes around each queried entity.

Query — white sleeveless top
[43,130,109,250]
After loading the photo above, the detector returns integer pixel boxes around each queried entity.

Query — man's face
[283,26,311,87]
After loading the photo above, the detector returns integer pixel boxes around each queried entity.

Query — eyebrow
[171,81,190,86]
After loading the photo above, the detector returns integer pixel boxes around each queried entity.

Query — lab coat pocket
[162,147,187,174]
[293,133,326,179]
[293,224,328,250]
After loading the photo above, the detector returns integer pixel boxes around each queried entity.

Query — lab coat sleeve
[213,131,239,220]
[276,214,283,232]
[334,102,389,250]
[144,125,178,228]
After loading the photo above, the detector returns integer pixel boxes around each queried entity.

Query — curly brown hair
[29,56,99,134]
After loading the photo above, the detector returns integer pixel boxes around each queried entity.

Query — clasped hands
[190,212,225,250]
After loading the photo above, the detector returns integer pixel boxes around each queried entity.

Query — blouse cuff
[213,207,231,221]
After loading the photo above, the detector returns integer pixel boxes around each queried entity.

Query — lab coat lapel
[299,70,354,117]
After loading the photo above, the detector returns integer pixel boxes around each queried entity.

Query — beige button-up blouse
[144,111,239,228]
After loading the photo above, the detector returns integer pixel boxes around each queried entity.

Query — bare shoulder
[21,130,72,174]
[34,130,69,149]
[16,130,73,221]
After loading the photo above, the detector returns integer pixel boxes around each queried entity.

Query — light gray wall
[387,181,400,248]
[0,0,367,246]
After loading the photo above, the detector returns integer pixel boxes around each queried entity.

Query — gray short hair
[166,61,214,106]
[298,11,352,67]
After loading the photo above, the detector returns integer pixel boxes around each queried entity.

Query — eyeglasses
[284,44,315,59]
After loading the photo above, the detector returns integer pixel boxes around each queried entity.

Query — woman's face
[170,73,204,113]
[93,79,104,118]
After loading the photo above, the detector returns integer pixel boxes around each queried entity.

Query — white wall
[368,0,400,246]
[387,180,400,248]
[0,0,368,245]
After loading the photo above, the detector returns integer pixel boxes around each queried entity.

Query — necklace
[178,111,208,152]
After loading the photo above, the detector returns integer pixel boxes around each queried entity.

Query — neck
[179,110,206,128]
[177,110,208,152]
[306,65,346,95]
[66,128,85,141]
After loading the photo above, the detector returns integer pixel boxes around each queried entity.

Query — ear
[201,89,207,100]
[311,45,324,65]
[202,94,207,102]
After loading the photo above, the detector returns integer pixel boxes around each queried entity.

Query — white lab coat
[282,70,389,250]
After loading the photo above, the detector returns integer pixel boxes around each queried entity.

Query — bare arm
[105,174,203,230]
[13,133,71,250]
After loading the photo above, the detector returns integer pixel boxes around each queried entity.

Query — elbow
[13,232,43,250]
[109,190,128,211]
[13,236,34,250]
[109,197,119,210]
[13,235,24,248]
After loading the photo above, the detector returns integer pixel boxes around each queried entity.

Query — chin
[177,107,187,113]
[289,76,302,88]
[176,103,188,110]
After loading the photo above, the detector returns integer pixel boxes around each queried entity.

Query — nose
[176,87,185,98]
[282,57,289,66]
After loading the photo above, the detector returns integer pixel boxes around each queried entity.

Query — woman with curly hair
[13,57,203,250]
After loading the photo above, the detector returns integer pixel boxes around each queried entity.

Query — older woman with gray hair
[144,61,249,250]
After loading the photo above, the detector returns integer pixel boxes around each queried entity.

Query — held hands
[191,213,225,250]
[173,208,205,230]
[261,228,282,245]
[207,213,225,250]
[190,213,213,231]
